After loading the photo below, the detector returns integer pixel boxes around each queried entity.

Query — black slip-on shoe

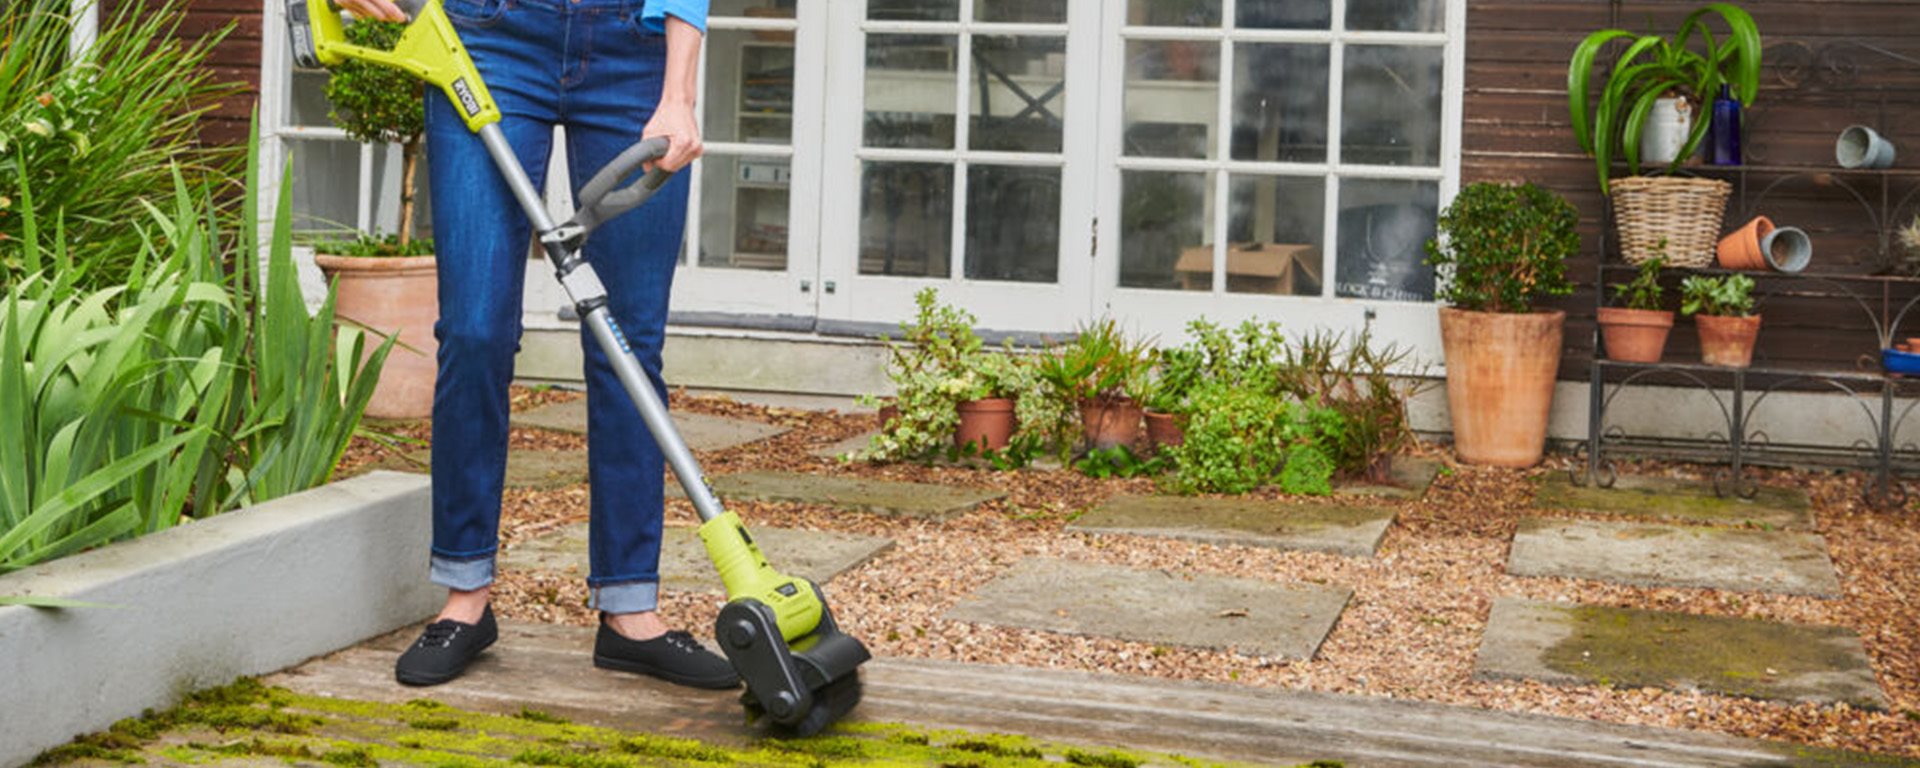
[395,605,498,686]
[593,620,741,690]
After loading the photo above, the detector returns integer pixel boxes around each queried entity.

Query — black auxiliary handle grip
[572,137,675,235]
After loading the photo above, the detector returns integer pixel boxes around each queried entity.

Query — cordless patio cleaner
[287,0,870,736]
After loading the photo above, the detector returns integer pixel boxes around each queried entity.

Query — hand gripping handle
[572,137,675,235]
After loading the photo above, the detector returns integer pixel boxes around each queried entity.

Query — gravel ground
[336,386,1920,758]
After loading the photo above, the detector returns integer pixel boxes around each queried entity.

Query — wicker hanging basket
[1610,176,1731,268]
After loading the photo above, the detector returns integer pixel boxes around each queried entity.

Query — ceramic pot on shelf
[1597,307,1676,363]
[1696,314,1763,367]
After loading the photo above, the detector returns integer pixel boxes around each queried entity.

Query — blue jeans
[424,0,689,614]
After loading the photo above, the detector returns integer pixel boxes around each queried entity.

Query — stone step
[676,470,1006,521]
[268,622,1916,767]
[1068,495,1395,557]
[512,399,790,451]
[946,558,1352,660]
[501,523,893,594]
[1535,474,1813,530]
[1508,518,1841,597]
[1474,598,1886,710]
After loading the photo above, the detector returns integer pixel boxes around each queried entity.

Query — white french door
[816,0,1103,335]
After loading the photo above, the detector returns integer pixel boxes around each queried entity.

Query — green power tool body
[287,0,869,736]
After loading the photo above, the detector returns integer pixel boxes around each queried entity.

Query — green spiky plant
[1567,3,1761,194]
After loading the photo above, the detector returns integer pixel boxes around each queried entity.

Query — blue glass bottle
[1710,84,1742,165]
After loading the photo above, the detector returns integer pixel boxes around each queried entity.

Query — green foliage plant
[0,0,241,286]
[1038,317,1154,406]
[323,19,428,252]
[1678,273,1756,317]
[311,233,436,258]
[1424,182,1579,314]
[1611,255,1667,310]
[1567,3,1761,193]
[1162,380,1345,495]
[1272,326,1422,479]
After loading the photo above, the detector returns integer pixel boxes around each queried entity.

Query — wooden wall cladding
[1464,0,1920,377]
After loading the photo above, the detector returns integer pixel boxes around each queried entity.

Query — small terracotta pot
[314,253,438,420]
[955,398,1017,451]
[1596,307,1675,363]
[1081,397,1144,451]
[1438,307,1564,468]
[1717,215,1773,271]
[1695,314,1763,367]
[1144,410,1184,450]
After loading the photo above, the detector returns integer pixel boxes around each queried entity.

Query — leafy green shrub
[1272,327,1421,479]
[1423,182,1578,314]
[1278,444,1336,496]
[323,19,428,249]
[1163,381,1343,495]
[1679,273,1756,317]
[0,0,241,287]
[1071,445,1167,480]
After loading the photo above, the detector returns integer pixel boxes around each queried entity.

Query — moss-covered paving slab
[1535,473,1813,529]
[501,523,893,593]
[377,448,590,490]
[1474,598,1887,709]
[1334,456,1445,500]
[1067,495,1395,557]
[679,471,1005,521]
[1508,518,1841,597]
[512,399,789,451]
[947,558,1352,660]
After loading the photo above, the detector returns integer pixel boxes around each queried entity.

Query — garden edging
[0,471,438,768]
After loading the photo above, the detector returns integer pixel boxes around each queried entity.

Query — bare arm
[645,16,705,172]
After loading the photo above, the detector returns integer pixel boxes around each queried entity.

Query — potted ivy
[1423,182,1578,467]
[1039,318,1154,451]
[317,19,436,419]
[1141,345,1203,450]
[1681,274,1761,367]
[953,351,1026,452]
[1598,256,1674,363]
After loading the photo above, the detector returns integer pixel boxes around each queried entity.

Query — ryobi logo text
[452,78,482,117]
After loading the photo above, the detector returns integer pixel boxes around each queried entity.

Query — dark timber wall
[1465,0,1920,378]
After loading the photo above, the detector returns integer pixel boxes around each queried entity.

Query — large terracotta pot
[1695,314,1762,367]
[314,254,438,420]
[1596,307,1675,363]
[955,397,1017,451]
[1439,307,1564,468]
[1081,397,1144,450]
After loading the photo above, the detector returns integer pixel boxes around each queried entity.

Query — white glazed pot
[1638,95,1693,166]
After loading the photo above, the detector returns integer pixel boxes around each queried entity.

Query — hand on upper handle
[336,0,408,23]
[644,15,705,172]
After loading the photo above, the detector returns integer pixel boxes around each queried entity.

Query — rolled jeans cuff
[589,580,659,614]
[430,554,497,591]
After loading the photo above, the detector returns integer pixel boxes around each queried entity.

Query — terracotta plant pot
[1717,215,1773,271]
[876,402,900,431]
[954,397,1017,451]
[1596,307,1675,363]
[1081,397,1144,451]
[314,253,438,420]
[1438,307,1564,468]
[1144,410,1184,450]
[1695,314,1763,367]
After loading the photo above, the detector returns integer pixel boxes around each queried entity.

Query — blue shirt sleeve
[640,0,708,34]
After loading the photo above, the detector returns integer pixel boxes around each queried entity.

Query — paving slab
[273,621,1920,768]
[501,524,892,593]
[946,558,1352,660]
[1067,495,1395,557]
[678,470,1005,521]
[1475,598,1887,710]
[811,430,880,460]
[1509,518,1841,597]
[512,399,789,451]
[1335,456,1444,500]
[1536,473,1813,529]
[374,448,590,489]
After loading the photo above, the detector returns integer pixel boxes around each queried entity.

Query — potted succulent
[1039,318,1154,451]
[317,19,436,419]
[1598,255,1675,362]
[1423,181,1578,468]
[1680,273,1761,367]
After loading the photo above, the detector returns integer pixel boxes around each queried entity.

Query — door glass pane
[966,165,1060,283]
[860,161,953,278]
[976,0,1065,23]
[1125,0,1220,26]
[1336,178,1437,302]
[971,36,1066,153]
[1342,45,1444,166]
[1232,44,1329,163]
[868,0,957,21]
[1123,40,1219,159]
[706,29,793,144]
[1120,170,1212,291]
[289,69,335,127]
[700,154,790,271]
[288,138,360,236]
[711,0,795,18]
[1226,175,1324,296]
[1238,0,1331,30]
[1347,0,1443,32]
[865,34,959,149]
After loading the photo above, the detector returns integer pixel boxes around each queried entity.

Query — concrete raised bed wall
[0,471,439,768]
